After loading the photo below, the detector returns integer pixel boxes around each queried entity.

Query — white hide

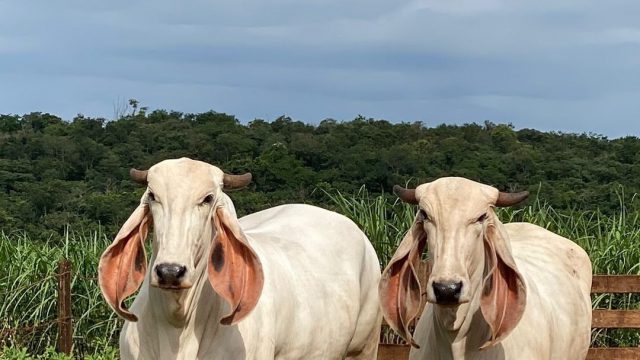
[409,222,592,360]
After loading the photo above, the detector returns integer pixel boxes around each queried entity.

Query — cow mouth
[151,281,193,290]
[435,301,461,307]
[426,296,471,306]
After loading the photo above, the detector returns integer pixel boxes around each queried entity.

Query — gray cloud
[1,0,640,137]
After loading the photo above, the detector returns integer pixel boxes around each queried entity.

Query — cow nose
[432,281,463,305]
[155,263,187,286]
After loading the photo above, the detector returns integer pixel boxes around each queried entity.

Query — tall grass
[327,187,640,347]
[0,230,120,358]
[321,186,415,265]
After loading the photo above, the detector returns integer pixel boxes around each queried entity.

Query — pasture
[1,189,640,358]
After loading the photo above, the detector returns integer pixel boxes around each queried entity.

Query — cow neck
[431,265,492,359]
[148,238,224,329]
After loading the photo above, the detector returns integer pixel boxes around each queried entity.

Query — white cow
[379,177,592,360]
[98,158,382,359]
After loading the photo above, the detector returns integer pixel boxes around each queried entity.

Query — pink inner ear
[98,206,149,322]
[398,256,422,347]
[379,225,426,347]
[207,207,264,325]
[483,260,518,339]
[380,255,407,335]
[495,261,521,333]
[480,223,526,349]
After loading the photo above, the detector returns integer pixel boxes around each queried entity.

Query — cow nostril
[175,265,186,278]
[155,263,187,285]
[432,281,463,305]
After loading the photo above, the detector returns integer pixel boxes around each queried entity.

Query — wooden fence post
[57,259,72,355]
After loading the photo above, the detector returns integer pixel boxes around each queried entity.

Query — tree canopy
[0,109,638,239]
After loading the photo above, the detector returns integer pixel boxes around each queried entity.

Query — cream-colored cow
[380,177,592,360]
[99,158,382,359]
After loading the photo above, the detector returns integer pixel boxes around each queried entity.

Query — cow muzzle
[152,263,192,290]
[427,276,470,306]
[432,281,463,305]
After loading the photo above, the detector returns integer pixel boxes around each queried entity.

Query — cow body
[99,159,382,360]
[410,222,592,360]
[380,178,592,360]
[120,204,382,360]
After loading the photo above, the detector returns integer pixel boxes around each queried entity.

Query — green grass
[320,186,415,266]
[1,188,639,357]
[0,230,120,358]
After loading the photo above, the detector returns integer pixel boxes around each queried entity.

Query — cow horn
[495,191,529,207]
[393,185,418,204]
[223,172,252,190]
[129,168,148,185]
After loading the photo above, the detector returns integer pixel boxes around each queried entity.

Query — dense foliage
[1,108,639,239]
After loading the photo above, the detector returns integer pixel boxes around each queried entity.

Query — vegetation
[0,345,116,360]
[1,108,640,239]
[0,231,118,358]
[1,108,639,356]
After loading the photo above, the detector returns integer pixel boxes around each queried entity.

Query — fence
[378,261,640,360]
[0,259,74,356]
[57,260,72,355]
[3,259,639,358]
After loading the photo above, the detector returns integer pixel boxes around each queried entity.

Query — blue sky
[1,0,639,137]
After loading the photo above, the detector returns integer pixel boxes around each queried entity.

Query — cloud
[588,27,640,46]
[0,0,639,137]
[404,0,505,15]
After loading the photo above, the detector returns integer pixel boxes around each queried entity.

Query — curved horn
[495,191,529,207]
[129,168,148,185]
[393,185,418,204]
[223,173,252,190]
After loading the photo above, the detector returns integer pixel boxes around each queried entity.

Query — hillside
[1,110,638,238]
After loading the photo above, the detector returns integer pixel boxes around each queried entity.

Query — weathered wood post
[57,259,72,355]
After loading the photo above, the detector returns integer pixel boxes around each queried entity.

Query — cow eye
[147,192,156,202]
[476,213,488,223]
[200,194,214,206]
[418,209,429,222]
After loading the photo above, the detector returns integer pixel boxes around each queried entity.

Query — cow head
[98,158,263,325]
[379,177,528,348]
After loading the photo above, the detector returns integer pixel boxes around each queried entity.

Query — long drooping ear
[480,210,527,349]
[208,206,264,325]
[379,219,427,348]
[98,204,150,322]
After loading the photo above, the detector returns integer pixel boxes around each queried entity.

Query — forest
[0,107,639,239]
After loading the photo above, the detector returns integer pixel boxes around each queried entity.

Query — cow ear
[98,204,150,321]
[480,210,527,349]
[208,207,264,325]
[379,218,426,348]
